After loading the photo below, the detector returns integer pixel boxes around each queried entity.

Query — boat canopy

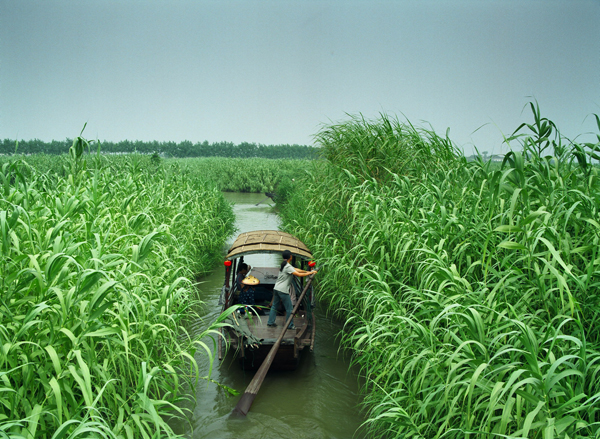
[226,230,312,260]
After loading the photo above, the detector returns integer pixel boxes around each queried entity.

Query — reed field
[0,155,310,195]
[171,157,311,193]
[280,105,600,438]
[0,140,236,437]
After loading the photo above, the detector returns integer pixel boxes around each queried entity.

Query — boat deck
[232,314,308,343]
[226,312,312,370]
[248,315,307,341]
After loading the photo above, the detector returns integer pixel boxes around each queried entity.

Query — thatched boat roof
[226,230,312,260]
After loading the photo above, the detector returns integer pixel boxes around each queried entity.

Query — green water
[176,192,366,439]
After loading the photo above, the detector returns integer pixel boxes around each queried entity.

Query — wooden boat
[218,230,316,371]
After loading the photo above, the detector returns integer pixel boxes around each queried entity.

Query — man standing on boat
[267,250,317,330]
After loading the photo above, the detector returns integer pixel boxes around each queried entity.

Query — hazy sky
[1,0,599,155]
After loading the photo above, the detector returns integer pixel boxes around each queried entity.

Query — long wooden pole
[233,271,317,416]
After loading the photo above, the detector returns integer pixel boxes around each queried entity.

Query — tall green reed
[280,109,600,438]
[0,138,235,437]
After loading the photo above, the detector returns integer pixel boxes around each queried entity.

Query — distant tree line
[0,138,320,159]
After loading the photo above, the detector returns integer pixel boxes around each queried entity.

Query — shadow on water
[173,192,366,439]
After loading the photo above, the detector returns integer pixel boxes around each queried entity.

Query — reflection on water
[176,192,365,439]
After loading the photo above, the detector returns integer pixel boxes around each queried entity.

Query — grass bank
[0,140,235,437]
[279,107,600,438]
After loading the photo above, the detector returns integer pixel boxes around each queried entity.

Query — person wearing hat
[239,274,259,312]
[267,250,317,330]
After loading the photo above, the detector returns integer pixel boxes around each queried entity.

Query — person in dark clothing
[236,263,259,315]
[235,263,251,292]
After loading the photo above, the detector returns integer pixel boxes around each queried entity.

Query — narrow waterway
[175,192,366,439]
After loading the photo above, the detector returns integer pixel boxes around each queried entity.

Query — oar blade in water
[234,389,256,415]
[232,323,286,415]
